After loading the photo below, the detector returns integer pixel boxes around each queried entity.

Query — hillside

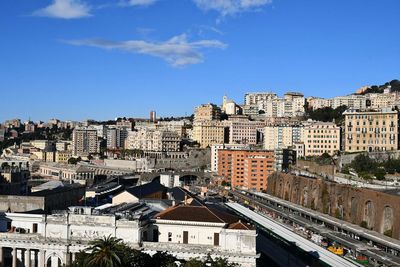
[356,79,400,95]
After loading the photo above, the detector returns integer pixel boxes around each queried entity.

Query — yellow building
[56,151,73,163]
[192,121,227,148]
[344,108,398,152]
[302,121,340,156]
[194,103,221,122]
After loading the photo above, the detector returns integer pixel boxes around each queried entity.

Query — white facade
[264,124,302,150]
[244,92,305,118]
[153,207,258,267]
[125,128,181,152]
[331,95,367,109]
[0,207,143,267]
[160,174,181,188]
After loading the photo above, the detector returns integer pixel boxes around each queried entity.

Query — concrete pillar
[31,250,36,267]
[38,250,45,267]
[64,252,71,266]
[12,247,17,267]
[51,255,58,267]
[25,249,31,267]
[0,246,3,267]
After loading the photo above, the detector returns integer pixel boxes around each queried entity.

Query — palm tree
[85,236,123,267]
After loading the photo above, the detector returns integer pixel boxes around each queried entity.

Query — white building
[151,204,258,267]
[0,206,144,267]
[0,202,258,267]
[264,124,302,150]
[244,92,305,118]
[125,129,181,152]
[331,95,367,109]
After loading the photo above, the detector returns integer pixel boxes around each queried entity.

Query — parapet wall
[267,172,400,239]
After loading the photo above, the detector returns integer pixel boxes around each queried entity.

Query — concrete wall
[339,150,400,168]
[267,172,400,239]
[0,195,45,212]
[156,221,224,245]
[154,149,211,170]
[296,160,336,179]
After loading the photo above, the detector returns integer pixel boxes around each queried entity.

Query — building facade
[343,108,399,153]
[192,121,228,148]
[264,124,302,150]
[217,149,275,190]
[301,121,341,156]
[194,104,221,122]
[125,129,181,152]
[72,127,99,157]
[210,144,249,172]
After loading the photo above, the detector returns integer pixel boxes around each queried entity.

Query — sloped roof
[125,181,166,199]
[228,221,255,230]
[155,204,238,224]
[167,187,203,206]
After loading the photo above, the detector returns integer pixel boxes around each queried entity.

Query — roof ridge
[204,206,225,223]
[155,204,179,218]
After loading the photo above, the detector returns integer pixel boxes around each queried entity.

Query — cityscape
[1,1,400,267]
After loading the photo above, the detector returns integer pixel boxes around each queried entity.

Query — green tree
[85,236,123,267]
[184,259,204,267]
[151,251,178,267]
[350,154,377,174]
[373,168,386,180]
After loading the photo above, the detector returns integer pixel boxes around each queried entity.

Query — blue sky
[1,0,399,122]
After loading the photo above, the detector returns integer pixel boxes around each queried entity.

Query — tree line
[342,154,400,180]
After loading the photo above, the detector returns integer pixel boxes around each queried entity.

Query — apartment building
[192,121,228,148]
[125,128,181,152]
[343,108,398,153]
[217,149,275,191]
[244,92,305,118]
[56,150,72,163]
[194,103,221,121]
[301,121,341,156]
[106,127,129,149]
[264,124,302,150]
[367,93,396,109]
[72,127,99,157]
[210,143,249,172]
[283,92,306,117]
[116,119,133,130]
[244,92,277,106]
[90,124,107,138]
[226,116,265,145]
[307,97,332,110]
[331,95,367,109]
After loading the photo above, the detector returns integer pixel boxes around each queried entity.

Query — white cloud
[193,0,272,16]
[33,0,91,19]
[123,0,158,6]
[65,34,227,67]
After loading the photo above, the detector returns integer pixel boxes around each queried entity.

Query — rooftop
[155,203,241,224]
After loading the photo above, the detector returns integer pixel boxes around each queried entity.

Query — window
[168,232,172,242]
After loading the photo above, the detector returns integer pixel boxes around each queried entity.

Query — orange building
[217,150,275,191]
